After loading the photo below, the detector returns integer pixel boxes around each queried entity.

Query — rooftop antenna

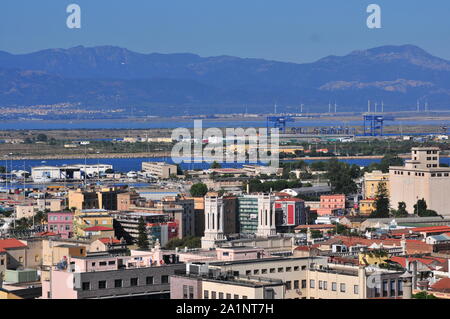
[381,101,384,113]
[368,100,371,113]
[374,102,378,113]
[274,103,277,114]
[417,100,420,112]
[300,104,304,113]
[334,101,337,113]
[328,102,331,113]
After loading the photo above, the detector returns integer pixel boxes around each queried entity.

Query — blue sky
[0,0,449,63]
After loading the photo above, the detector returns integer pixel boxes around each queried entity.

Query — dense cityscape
[2,1,450,314]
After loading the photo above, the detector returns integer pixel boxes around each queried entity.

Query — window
[211,291,217,299]
[382,280,388,297]
[301,265,306,270]
[278,267,284,272]
[82,282,90,291]
[242,296,248,299]
[108,261,116,265]
[332,282,337,291]
[183,285,188,299]
[99,261,107,266]
[286,281,292,290]
[301,280,306,289]
[294,266,299,271]
[189,286,194,299]
[262,269,267,274]
[310,280,315,288]
[161,275,169,284]
[354,285,359,294]
[397,280,403,296]
[319,280,323,290]
[390,280,395,296]
[204,290,209,299]
[219,292,224,299]
[270,268,275,273]
[130,278,138,286]
[340,283,346,293]
[323,281,328,290]
[286,267,292,272]
[226,293,231,299]
[146,276,154,285]
[234,294,239,299]
[253,269,259,275]
[98,281,107,289]
[246,270,251,275]
[294,280,299,289]
[114,279,122,288]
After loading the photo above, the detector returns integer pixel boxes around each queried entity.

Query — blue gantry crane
[266,116,295,134]
[363,114,395,136]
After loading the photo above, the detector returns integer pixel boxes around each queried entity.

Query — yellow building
[68,187,122,212]
[359,199,376,216]
[358,250,389,266]
[73,209,114,238]
[363,170,389,199]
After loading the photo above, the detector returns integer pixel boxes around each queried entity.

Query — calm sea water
[1,118,448,130]
[6,157,450,173]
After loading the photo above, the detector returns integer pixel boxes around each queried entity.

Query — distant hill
[1,44,449,114]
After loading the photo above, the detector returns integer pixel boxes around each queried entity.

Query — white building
[389,147,450,216]
[256,194,276,237]
[201,194,226,249]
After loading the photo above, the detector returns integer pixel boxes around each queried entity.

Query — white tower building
[201,193,226,249]
[256,194,276,237]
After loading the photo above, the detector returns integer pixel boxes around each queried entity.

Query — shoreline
[7,153,450,161]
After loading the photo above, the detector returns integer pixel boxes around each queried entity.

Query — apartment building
[275,198,306,232]
[112,211,177,247]
[73,209,113,238]
[389,147,450,216]
[363,170,389,199]
[42,251,184,299]
[170,267,285,299]
[68,187,124,211]
[47,211,75,239]
[207,256,328,299]
[142,162,178,179]
[317,194,346,216]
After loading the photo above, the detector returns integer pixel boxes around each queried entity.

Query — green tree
[190,183,208,197]
[137,217,149,250]
[412,291,438,299]
[36,133,48,142]
[413,199,438,217]
[326,159,357,195]
[393,202,408,217]
[370,182,390,218]
[210,161,222,169]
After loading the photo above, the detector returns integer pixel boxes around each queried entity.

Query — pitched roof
[97,237,121,244]
[411,226,450,233]
[84,226,113,232]
[0,238,27,252]
[431,278,450,293]
[276,198,304,202]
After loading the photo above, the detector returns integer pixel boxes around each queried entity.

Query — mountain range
[1,44,450,115]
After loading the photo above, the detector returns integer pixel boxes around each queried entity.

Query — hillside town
[1,145,450,300]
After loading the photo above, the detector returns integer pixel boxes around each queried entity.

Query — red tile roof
[431,278,450,293]
[98,237,121,244]
[411,226,450,233]
[84,226,113,232]
[35,231,58,237]
[0,238,27,253]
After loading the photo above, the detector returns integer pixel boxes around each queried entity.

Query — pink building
[47,211,74,239]
[317,194,346,216]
